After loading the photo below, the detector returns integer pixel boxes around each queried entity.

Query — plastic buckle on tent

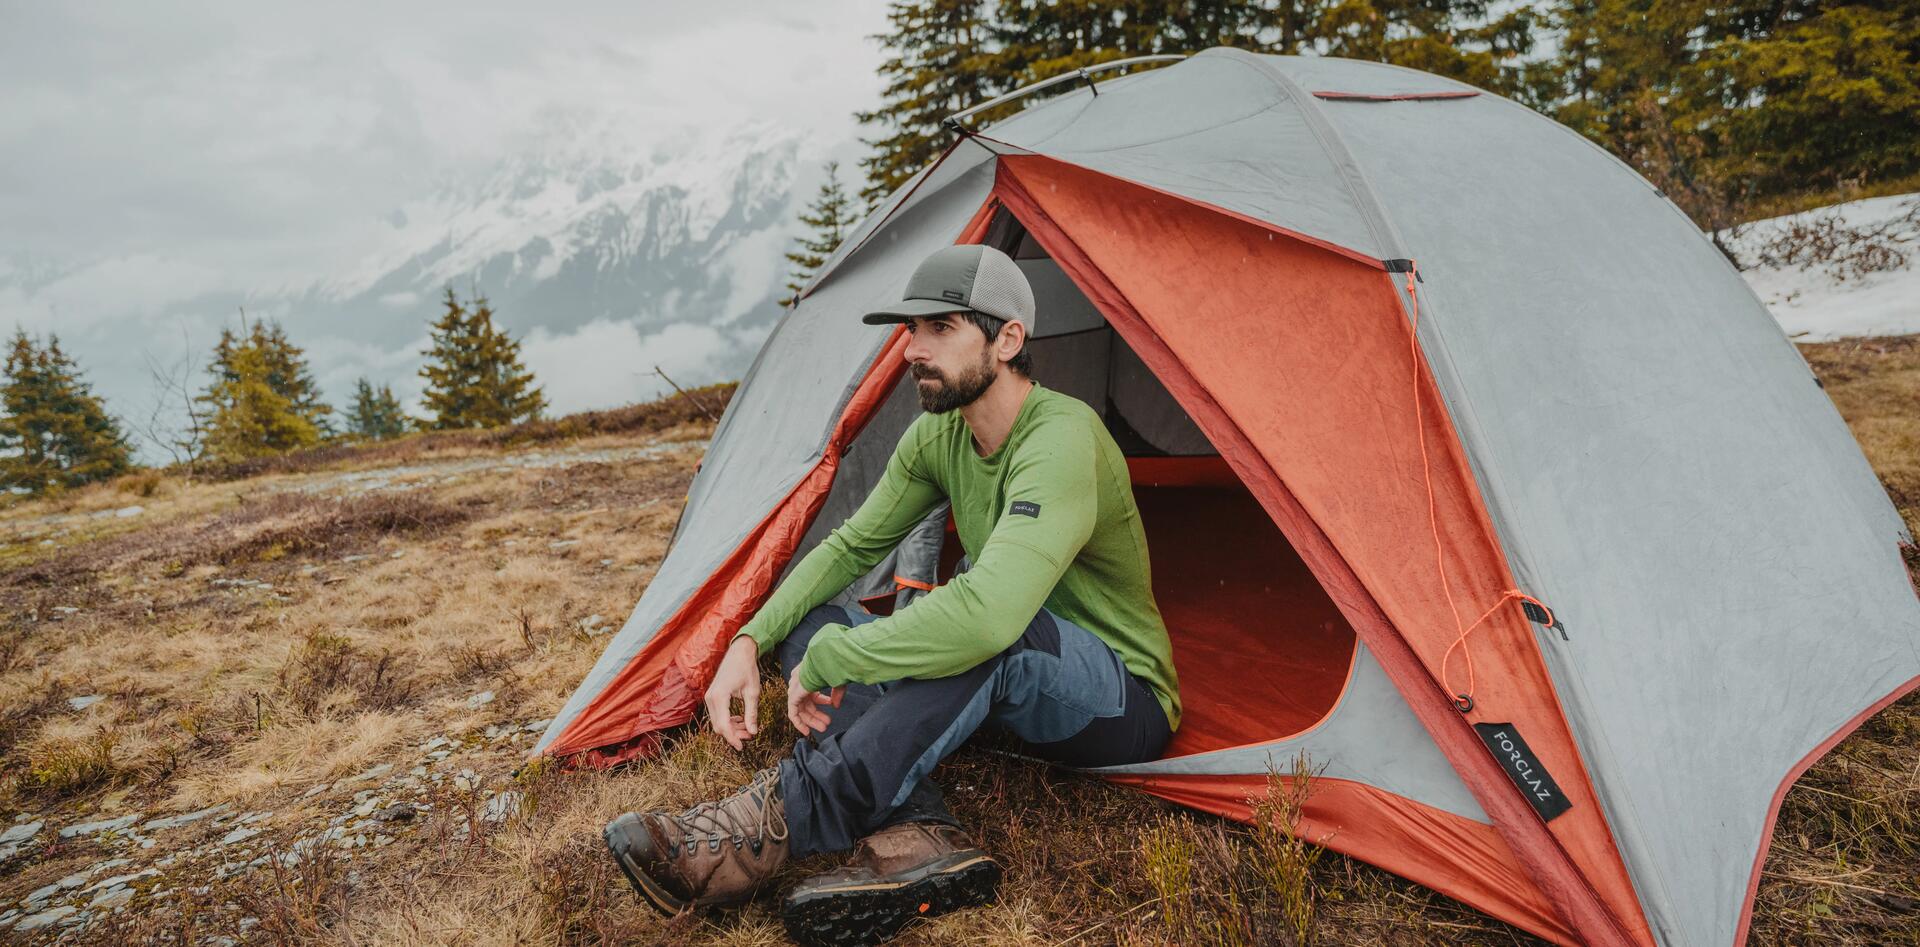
[1383,258,1424,282]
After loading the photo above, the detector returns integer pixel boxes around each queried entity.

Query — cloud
[0,1,885,462]
[519,318,761,416]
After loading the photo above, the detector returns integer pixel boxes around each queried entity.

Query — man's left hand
[786,665,844,737]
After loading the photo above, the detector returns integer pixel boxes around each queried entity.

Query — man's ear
[997,319,1027,364]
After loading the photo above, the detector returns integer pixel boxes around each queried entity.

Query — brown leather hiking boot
[602,766,789,914]
[781,821,1001,946]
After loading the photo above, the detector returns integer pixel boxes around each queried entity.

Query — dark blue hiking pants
[775,603,1172,858]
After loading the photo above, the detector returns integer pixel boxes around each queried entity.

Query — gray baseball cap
[862,244,1036,334]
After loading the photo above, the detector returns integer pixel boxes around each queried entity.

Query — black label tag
[1474,723,1573,822]
[941,288,967,303]
[1009,500,1041,518]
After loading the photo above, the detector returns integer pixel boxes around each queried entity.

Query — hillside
[0,343,1914,946]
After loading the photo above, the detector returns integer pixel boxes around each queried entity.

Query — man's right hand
[704,635,763,751]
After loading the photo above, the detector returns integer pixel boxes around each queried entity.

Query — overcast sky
[0,1,891,455]
[2,2,886,277]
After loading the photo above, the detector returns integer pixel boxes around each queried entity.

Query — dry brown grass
[0,351,1914,945]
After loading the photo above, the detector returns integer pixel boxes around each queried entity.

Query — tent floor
[1134,483,1359,758]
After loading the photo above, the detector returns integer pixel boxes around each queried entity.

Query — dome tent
[532,48,1920,946]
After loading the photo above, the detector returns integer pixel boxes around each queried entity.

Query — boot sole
[602,815,689,916]
[781,853,1001,947]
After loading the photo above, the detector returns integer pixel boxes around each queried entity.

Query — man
[603,243,1182,944]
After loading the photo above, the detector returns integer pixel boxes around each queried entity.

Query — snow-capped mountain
[0,118,842,462]
[312,118,808,337]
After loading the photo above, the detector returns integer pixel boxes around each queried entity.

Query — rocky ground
[0,355,1913,945]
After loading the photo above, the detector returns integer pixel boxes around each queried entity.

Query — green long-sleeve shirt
[736,383,1182,731]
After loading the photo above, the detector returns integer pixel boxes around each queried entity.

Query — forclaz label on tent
[1473,723,1573,821]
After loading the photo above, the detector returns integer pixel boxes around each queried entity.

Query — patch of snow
[1728,193,1920,340]
[66,695,102,711]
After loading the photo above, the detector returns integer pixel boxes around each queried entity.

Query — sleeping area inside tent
[785,209,1362,761]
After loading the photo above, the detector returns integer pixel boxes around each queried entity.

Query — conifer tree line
[0,286,546,493]
[0,331,131,493]
[782,0,1919,287]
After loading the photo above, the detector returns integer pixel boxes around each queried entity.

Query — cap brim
[861,297,973,325]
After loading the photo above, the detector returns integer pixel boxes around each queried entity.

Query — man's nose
[903,334,930,364]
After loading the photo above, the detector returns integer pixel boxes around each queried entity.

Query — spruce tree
[855,0,999,207]
[0,330,132,492]
[782,162,856,306]
[418,287,546,430]
[346,378,409,440]
[196,319,330,460]
[200,343,321,461]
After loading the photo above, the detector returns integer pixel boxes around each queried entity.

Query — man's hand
[786,664,845,738]
[704,635,764,751]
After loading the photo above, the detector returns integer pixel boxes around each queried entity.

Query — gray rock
[84,869,156,893]
[1,820,42,845]
[352,797,380,818]
[348,762,393,783]
[66,695,103,711]
[142,804,228,832]
[114,505,144,518]
[374,802,417,823]
[466,690,495,709]
[521,718,551,733]
[219,827,261,846]
[481,791,524,824]
[88,887,133,909]
[421,736,451,752]
[58,814,140,839]
[15,906,76,931]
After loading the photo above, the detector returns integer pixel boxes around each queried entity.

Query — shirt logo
[1009,500,1041,518]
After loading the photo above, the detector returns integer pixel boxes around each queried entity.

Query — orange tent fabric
[992,153,1650,946]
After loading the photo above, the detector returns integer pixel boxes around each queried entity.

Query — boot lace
[671,767,789,856]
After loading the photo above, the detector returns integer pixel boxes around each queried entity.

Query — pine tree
[195,319,330,460]
[1692,2,1920,198]
[855,0,1000,207]
[0,330,132,492]
[782,162,856,306]
[418,287,546,430]
[346,378,409,440]
[857,1,1555,206]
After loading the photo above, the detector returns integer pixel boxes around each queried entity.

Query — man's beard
[912,349,996,413]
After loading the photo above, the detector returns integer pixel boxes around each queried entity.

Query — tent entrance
[827,205,1362,759]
